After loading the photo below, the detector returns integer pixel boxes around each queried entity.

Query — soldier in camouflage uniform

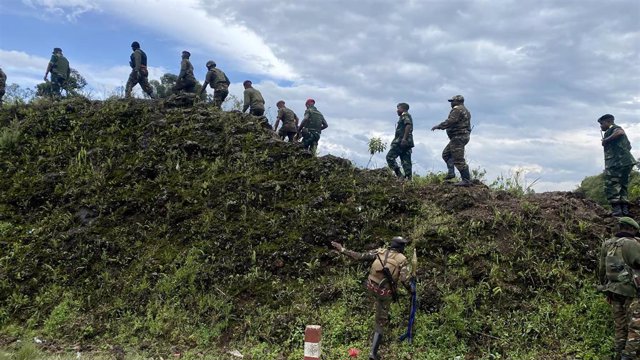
[331,237,410,360]
[274,100,299,142]
[599,217,640,360]
[386,102,414,180]
[198,61,230,108]
[44,48,70,98]
[0,67,6,105]
[125,41,155,99]
[432,95,472,186]
[242,80,265,116]
[599,114,637,217]
[172,51,197,94]
[298,99,328,153]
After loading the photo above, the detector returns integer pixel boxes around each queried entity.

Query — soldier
[0,67,6,105]
[599,114,636,216]
[386,102,414,180]
[274,100,299,142]
[431,95,472,186]
[598,217,640,360]
[242,80,265,116]
[43,47,70,98]
[125,41,155,99]
[172,51,197,94]
[331,237,410,360]
[297,99,328,153]
[198,61,229,108]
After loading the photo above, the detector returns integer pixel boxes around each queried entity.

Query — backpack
[605,238,633,286]
[369,249,403,285]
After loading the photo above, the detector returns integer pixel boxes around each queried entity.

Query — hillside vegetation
[0,97,622,359]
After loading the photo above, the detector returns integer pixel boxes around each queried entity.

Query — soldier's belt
[367,279,392,297]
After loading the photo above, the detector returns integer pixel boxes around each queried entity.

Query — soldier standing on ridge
[431,95,473,186]
[297,99,328,153]
[242,80,265,116]
[172,51,197,94]
[44,47,70,98]
[386,102,414,180]
[331,237,411,360]
[125,41,155,99]
[274,100,299,142]
[198,61,230,108]
[0,67,6,105]
[599,114,636,217]
[598,216,640,360]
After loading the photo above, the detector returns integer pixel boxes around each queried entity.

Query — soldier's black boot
[369,332,382,360]
[611,203,624,217]
[622,203,630,216]
[454,166,472,187]
[393,167,403,178]
[444,159,455,180]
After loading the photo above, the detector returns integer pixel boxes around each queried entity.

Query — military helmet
[598,114,615,123]
[131,41,140,49]
[619,216,640,230]
[53,47,62,53]
[448,95,464,103]
[390,236,409,249]
[206,60,216,68]
[182,50,191,58]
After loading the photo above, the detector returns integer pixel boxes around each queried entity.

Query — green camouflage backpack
[604,237,638,297]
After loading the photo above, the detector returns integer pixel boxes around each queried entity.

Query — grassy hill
[0,97,619,359]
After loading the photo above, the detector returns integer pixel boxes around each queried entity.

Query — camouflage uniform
[434,95,472,184]
[0,67,6,105]
[276,106,299,142]
[47,52,70,97]
[602,124,636,206]
[203,67,230,108]
[243,87,265,116]
[299,105,328,153]
[386,110,414,180]
[339,242,409,359]
[125,47,154,98]
[173,57,197,94]
[599,221,640,359]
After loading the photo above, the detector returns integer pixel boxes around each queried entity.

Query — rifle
[377,252,398,302]
[399,248,417,344]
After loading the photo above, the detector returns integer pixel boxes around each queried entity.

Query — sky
[0,0,639,192]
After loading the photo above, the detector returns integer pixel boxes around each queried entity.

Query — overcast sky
[1,0,638,192]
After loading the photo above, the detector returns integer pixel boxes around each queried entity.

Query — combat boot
[393,168,403,178]
[369,332,382,360]
[611,203,623,217]
[454,167,472,187]
[622,203,630,216]
[444,159,455,180]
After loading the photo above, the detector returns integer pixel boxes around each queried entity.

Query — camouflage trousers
[50,73,67,97]
[605,164,634,204]
[301,129,321,153]
[213,86,229,108]
[370,292,392,335]
[442,133,470,172]
[125,68,153,98]
[386,144,412,179]
[610,293,640,358]
[172,78,196,94]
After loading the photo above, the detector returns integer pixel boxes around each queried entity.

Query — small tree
[4,83,36,104]
[367,137,387,168]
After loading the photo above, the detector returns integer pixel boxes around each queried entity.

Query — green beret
[618,216,640,230]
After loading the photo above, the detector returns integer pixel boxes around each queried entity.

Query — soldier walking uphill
[331,237,410,360]
[386,102,414,180]
[0,67,6,105]
[198,61,230,108]
[274,100,299,142]
[242,80,265,116]
[298,99,328,153]
[598,217,640,360]
[172,51,197,94]
[43,47,70,98]
[432,95,472,186]
[599,114,637,217]
[125,41,155,99]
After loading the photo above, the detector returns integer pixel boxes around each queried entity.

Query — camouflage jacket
[599,233,640,297]
[302,106,326,132]
[342,248,409,290]
[392,112,414,148]
[243,87,265,111]
[277,107,298,132]
[437,104,471,138]
[178,59,196,82]
[0,68,6,88]
[603,124,636,168]
[49,54,70,79]
[205,68,229,90]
